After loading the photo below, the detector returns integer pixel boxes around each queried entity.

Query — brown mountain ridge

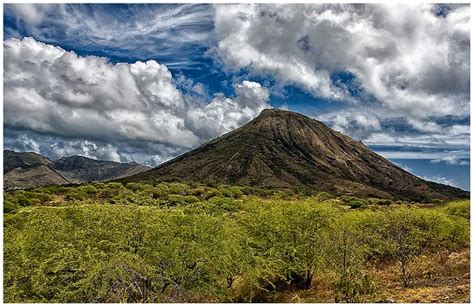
[123,109,468,201]
[4,150,150,189]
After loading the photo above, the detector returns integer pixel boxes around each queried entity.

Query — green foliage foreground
[3,182,470,303]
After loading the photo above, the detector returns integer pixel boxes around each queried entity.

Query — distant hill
[4,151,70,189]
[52,155,150,183]
[4,150,150,189]
[123,109,468,201]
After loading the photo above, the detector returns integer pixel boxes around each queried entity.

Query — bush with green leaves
[442,200,470,220]
[239,200,338,291]
[340,196,368,209]
[3,183,470,303]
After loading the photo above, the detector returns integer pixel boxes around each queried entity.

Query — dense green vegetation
[4,182,470,303]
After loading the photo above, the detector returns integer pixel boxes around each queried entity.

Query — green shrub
[125,182,144,192]
[221,187,243,198]
[203,189,222,200]
[16,193,32,207]
[240,186,257,195]
[332,272,377,303]
[442,200,469,220]
[341,196,368,209]
[4,199,20,213]
[367,198,392,206]
[299,187,319,197]
[65,190,89,201]
[3,183,470,303]
[167,195,200,206]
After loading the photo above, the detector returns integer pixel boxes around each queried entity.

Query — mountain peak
[123,110,468,201]
[256,108,310,121]
[259,108,287,115]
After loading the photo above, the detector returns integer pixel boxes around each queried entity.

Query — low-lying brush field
[3,182,470,303]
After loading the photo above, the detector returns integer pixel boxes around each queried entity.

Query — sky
[3,3,470,190]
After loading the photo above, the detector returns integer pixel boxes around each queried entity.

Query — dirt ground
[261,249,470,303]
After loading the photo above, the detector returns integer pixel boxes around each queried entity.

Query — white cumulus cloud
[186,81,270,139]
[213,3,470,120]
[4,37,270,165]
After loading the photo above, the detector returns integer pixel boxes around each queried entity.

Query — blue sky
[3,3,470,190]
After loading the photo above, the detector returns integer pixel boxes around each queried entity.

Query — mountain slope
[4,165,72,190]
[124,109,468,201]
[4,150,150,189]
[53,155,150,183]
[4,150,53,173]
[4,150,71,189]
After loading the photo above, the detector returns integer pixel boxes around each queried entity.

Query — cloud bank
[3,4,470,171]
[4,37,270,165]
[213,3,470,135]
[214,4,469,115]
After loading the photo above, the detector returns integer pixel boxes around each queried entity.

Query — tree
[240,200,337,290]
[327,213,376,302]
[380,209,424,288]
